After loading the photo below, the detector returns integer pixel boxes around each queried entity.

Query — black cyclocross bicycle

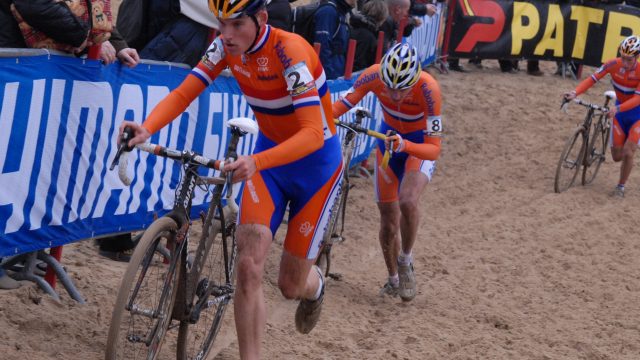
[105,117,257,360]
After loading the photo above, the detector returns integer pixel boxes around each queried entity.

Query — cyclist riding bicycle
[118,0,343,357]
[564,35,640,198]
[332,43,442,301]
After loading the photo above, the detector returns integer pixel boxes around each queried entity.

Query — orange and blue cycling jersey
[333,64,442,202]
[576,58,640,146]
[142,25,342,259]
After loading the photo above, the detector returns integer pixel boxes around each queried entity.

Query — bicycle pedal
[196,278,209,298]
[331,235,344,243]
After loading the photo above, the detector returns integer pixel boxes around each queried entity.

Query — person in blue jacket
[313,0,355,79]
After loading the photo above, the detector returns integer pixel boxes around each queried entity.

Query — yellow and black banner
[448,0,640,67]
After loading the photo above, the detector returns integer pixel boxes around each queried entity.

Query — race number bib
[427,116,443,136]
[284,62,315,96]
[202,38,225,69]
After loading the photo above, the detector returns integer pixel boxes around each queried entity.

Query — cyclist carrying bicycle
[118,0,343,357]
[333,43,442,301]
[564,35,640,198]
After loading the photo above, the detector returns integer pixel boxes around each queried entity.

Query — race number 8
[427,116,443,135]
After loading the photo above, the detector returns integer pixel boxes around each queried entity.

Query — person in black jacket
[350,0,388,71]
[116,0,213,68]
[266,0,292,31]
[0,0,88,50]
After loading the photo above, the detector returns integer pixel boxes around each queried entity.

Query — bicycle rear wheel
[582,117,609,186]
[554,126,586,193]
[106,217,181,360]
[176,207,237,360]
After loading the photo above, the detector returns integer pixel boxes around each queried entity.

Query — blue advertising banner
[0,55,380,256]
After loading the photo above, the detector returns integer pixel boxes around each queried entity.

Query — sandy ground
[3,60,640,360]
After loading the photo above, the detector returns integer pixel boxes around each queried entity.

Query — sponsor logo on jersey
[233,64,251,78]
[258,74,279,81]
[257,56,269,72]
[275,41,292,68]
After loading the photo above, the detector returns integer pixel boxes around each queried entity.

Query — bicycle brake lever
[110,127,135,170]
[560,98,570,113]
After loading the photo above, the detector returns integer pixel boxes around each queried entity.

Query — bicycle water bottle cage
[228,117,259,135]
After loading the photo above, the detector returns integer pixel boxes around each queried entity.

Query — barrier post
[344,39,357,79]
[396,17,408,43]
[44,247,62,289]
[375,31,384,63]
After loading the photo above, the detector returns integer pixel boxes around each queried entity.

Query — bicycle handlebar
[561,97,610,114]
[334,119,386,140]
[115,142,226,185]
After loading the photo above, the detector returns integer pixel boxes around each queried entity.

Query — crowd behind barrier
[0,52,382,257]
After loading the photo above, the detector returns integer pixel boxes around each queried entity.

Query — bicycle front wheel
[106,217,181,360]
[582,118,609,185]
[176,208,237,360]
[554,126,586,193]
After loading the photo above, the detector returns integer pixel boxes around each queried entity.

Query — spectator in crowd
[379,0,435,52]
[98,31,141,67]
[266,0,292,30]
[313,0,355,79]
[350,0,388,72]
[0,266,20,290]
[0,0,89,51]
[448,57,467,72]
[527,60,543,76]
[116,0,215,68]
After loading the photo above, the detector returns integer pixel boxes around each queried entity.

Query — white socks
[398,251,413,266]
[311,266,324,301]
[389,274,399,288]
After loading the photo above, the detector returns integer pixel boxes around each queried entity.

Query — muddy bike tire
[105,217,181,360]
[176,207,237,360]
[582,117,610,186]
[554,126,586,193]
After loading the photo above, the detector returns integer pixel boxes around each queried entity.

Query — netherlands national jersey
[576,58,640,112]
[143,25,337,171]
[333,64,442,161]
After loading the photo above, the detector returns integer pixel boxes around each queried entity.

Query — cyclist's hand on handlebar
[118,121,151,149]
[607,106,617,119]
[224,155,256,183]
[385,131,405,153]
[563,90,577,101]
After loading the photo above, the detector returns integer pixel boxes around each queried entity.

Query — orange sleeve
[142,75,207,134]
[332,66,377,118]
[618,94,640,112]
[251,103,325,170]
[143,38,227,134]
[575,59,616,95]
[403,136,441,160]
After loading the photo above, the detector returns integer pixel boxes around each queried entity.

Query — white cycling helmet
[379,43,421,90]
[620,35,640,57]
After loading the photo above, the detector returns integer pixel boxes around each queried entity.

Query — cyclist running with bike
[564,35,640,198]
[118,0,343,357]
[333,43,442,301]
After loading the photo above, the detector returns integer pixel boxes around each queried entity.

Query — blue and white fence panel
[0,54,380,256]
